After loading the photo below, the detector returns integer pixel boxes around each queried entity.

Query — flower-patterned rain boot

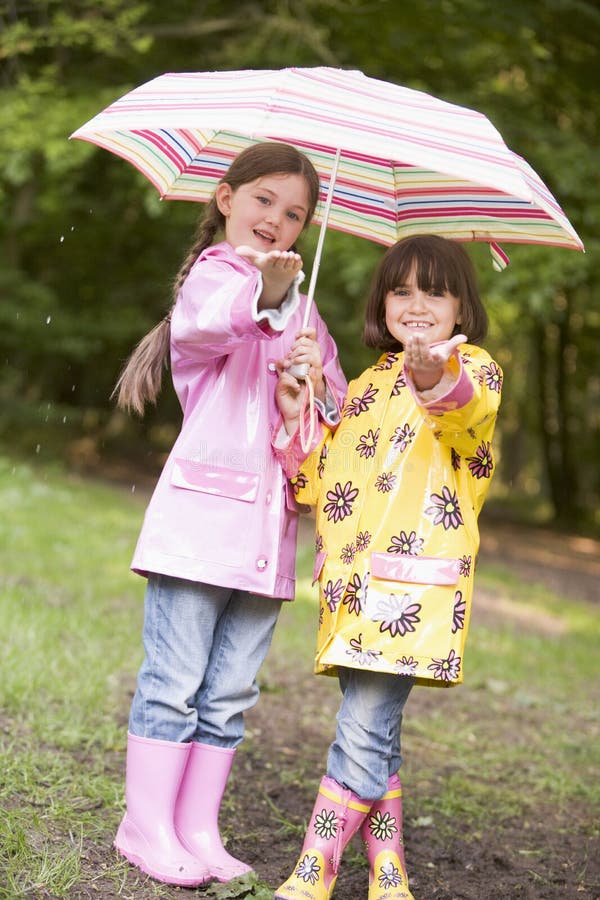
[360,774,414,899]
[275,775,371,900]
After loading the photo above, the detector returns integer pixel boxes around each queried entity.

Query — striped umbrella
[71,67,583,320]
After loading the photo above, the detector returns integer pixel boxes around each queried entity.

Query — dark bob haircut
[363,234,488,351]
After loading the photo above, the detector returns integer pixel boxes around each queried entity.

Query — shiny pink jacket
[131,242,347,600]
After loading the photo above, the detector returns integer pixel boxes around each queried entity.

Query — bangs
[385,243,462,295]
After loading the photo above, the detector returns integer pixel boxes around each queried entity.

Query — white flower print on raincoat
[277,344,502,687]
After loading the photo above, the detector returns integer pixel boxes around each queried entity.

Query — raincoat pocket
[171,458,260,502]
[370,554,461,585]
[360,553,465,674]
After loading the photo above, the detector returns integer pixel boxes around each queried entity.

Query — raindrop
[35,444,41,454]
[131,484,136,493]
[60,235,65,243]
[62,416,67,424]
[46,316,52,324]
[71,385,76,392]
[70,226,75,231]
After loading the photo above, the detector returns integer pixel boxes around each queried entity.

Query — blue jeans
[129,574,282,747]
[327,667,414,799]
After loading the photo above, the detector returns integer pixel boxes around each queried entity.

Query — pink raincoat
[131,241,347,600]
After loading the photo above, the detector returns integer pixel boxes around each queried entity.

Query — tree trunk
[554,291,580,525]
[532,301,580,526]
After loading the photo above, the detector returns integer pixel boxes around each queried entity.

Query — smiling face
[384,266,462,347]
[216,173,310,253]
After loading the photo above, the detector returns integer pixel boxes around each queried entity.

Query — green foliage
[1,0,598,527]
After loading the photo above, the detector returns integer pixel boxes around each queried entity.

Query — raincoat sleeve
[273,360,349,506]
[405,344,503,459]
[171,250,301,364]
[273,419,333,508]
[254,273,303,330]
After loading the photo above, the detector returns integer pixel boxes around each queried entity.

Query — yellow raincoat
[281,344,502,688]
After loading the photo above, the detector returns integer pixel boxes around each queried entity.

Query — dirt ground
[80,517,599,900]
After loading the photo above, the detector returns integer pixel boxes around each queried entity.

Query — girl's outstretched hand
[404,332,467,391]
[404,332,467,370]
[275,368,304,435]
[281,327,326,402]
[235,245,303,309]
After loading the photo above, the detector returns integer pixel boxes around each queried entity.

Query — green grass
[0,456,598,895]
[0,458,146,896]
[0,459,145,743]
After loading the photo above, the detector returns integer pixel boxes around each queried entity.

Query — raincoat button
[256,557,268,570]
[267,361,277,373]
[265,490,272,505]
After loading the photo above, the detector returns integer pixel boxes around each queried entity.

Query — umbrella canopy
[71,67,583,262]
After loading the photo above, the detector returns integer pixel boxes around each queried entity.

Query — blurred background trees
[1,0,598,531]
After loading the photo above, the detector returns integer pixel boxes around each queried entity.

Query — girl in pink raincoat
[110,142,347,888]
[273,235,503,900]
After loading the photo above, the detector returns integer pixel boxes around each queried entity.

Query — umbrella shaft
[302,147,342,329]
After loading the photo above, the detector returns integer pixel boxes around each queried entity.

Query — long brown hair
[112,142,321,415]
[363,234,488,351]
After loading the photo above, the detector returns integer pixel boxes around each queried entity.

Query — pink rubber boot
[114,733,210,886]
[275,775,372,900]
[360,774,414,900]
[174,741,253,882]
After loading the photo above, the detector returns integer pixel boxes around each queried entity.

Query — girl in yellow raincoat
[273,235,503,900]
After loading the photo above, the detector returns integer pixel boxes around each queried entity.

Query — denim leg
[192,589,282,747]
[327,668,414,800]
[128,574,281,746]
